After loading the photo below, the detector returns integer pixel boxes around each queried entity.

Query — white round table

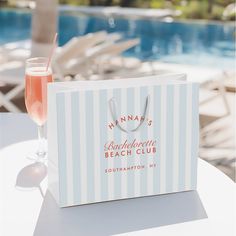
[0,113,235,236]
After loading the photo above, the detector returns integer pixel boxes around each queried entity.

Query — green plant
[49,0,236,21]
[181,1,209,19]
[211,4,224,20]
[228,12,236,21]
[59,0,89,5]
[150,0,166,9]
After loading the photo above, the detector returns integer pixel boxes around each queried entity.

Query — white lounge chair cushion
[0,61,24,84]
[108,56,141,69]
[55,31,107,65]
[7,49,30,61]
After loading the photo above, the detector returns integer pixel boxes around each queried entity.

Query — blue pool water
[0,9,235,68]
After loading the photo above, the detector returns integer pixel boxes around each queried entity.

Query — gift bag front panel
[56,83,199,206]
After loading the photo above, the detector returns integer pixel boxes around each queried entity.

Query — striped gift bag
[48,74,199,207]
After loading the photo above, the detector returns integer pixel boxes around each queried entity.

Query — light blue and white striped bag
[48,74,199,207]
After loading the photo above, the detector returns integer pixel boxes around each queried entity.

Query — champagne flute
[25,57,53,161]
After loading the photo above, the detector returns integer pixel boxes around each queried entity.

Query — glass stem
[37,125,45,158]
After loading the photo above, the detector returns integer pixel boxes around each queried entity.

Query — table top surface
[0,113,235,236]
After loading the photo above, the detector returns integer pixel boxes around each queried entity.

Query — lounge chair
[199,78,231,142]
[0,31,122,112]
[66,38,141,79]
[54,31,107,65]
[0,40,31,62]
[52,32,124,80]
[0,61,25,112]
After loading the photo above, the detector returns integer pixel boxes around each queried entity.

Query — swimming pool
[0,8,235,69]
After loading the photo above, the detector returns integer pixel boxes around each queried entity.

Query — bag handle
[108,95,150,133]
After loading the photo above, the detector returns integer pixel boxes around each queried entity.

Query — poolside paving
[60,6,179,19]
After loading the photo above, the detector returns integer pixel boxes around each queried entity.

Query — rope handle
[108,95,150,133]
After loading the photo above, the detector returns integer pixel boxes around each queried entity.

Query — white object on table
[0,113,235,236]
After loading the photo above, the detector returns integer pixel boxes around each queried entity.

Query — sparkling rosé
[25,68,53,126]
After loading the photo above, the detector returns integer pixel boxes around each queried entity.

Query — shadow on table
[34,190,207,236]
[15,162,47,198]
